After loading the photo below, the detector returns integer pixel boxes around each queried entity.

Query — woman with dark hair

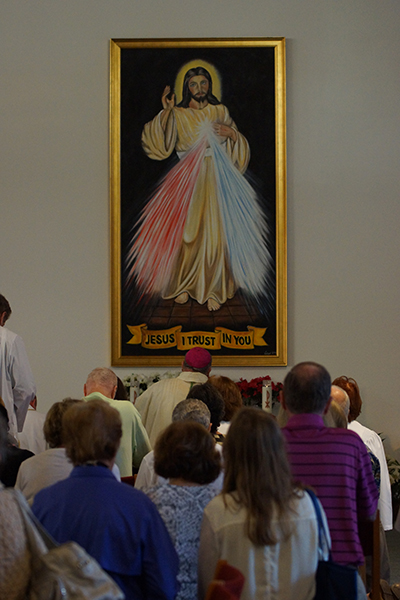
[146,421,221,600]
[186,381,225,441]
[198,407,329,600]
[209,374,242,435]
[0,413,31,599]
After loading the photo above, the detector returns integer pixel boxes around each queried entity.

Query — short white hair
[86,368,117,394]
[172,399,211,429]
[331,385,350,418]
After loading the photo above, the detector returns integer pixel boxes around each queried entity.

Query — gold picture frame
[110,37,287,366]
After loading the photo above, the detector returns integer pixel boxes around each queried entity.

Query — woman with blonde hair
[198,407,329,600]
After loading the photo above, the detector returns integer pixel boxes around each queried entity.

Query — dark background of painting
[119,43,277,358]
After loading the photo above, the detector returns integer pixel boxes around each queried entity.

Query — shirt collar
[70,465,115,479]
[285,413,325,429]
[178,371,208,384]
[83,392,111,403]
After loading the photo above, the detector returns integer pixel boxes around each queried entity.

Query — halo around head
[174,60,221,105]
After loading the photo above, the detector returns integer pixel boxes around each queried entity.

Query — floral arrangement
[236,376,283,408]
[387,455,400,506]
[122,371,176,397]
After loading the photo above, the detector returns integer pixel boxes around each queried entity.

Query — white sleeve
[111,463,121,481]
[317,497,331,560]
[370,434,393,530]
[198,511,220,599]
[10,335,36,432]
[135,452,159,490]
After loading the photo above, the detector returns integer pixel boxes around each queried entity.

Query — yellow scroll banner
[127,324,267,350]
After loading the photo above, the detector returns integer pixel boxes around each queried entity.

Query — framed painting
[110,37,287,366]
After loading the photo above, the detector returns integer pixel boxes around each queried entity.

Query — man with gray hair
[171,399,211,429]
[135,398,224,491]
[83,367,151,477]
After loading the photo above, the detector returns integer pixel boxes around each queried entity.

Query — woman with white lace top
[145,420,221,600]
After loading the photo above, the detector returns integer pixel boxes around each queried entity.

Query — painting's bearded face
[188,75,210,102]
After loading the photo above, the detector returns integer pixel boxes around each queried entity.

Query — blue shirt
[32,465,179,600]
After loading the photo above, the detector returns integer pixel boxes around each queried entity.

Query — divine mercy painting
[110,38,287,366]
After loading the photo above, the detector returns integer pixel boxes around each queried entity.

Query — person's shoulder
[145,481,169,500]
[141,449,154,466]
[286,422,364,446]
[210,102,228,111]
[120,483,170,517]
[153,376,177,388]
[214,103,230,117]
[322,425,365,445]
[30,410,46,422]
[39,447,70,468]
[148,482,210,510]
[341,426,368,443]
[204,493,244,527]
[111,398,141,418]
[291,489,316,517]
[21,448,63,476]
[113,398,135,410]
[200,482,221,504]
[0,326,19,344]
[350,420,381,442]
[139,377,173,397]
[33,474,69,505]
[324,427,372,460]
[84,391,109,403]
[16,451,38,472]
[204,492,225,514]
[178,371,207,385]
[23,409,46,428]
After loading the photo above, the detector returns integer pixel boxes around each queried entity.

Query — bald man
[84,368,151,476]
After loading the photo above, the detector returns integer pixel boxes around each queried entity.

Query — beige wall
[1,1,399,455]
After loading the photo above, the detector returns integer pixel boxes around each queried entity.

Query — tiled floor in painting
[139,292,266,332]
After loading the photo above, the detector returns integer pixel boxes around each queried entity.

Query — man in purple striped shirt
[282,362,378,597]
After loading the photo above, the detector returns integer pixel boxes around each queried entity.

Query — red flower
[237,376,274,398]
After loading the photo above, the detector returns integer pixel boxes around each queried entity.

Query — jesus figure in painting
[127,64,270,312]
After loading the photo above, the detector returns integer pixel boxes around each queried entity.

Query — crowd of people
[0,293,395,599]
